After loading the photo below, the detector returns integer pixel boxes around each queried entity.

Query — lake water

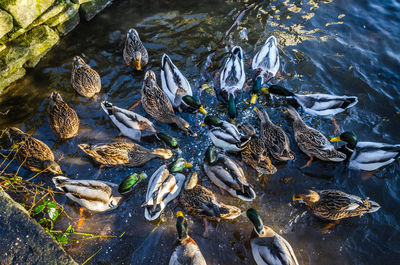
[0,0,399,264]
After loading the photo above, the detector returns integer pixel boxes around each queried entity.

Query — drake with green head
[250,36,280,104]
[202,115,250,152]
[246,208,299,265]
[142,158,191,221]
[330,131,400,171]
[220,46,245,122]
[169,211,207,265]
[161,54,207,114]
[203,145,256,201]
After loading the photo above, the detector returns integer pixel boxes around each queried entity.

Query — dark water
[1,0,400,264]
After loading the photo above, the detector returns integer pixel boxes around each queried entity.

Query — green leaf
[32,204,45,216]
[47,207,59,221]
[66,225,73,234]
[47,201,57,209]
[56,235,68,244]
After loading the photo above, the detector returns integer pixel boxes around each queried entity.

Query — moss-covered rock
[0,67,25,90]
[80,0,110,21]
[56,10,80,36]
[46,2,79,27]
[31,0,68,28]
[0,10,13,39]
[0,0,56,28]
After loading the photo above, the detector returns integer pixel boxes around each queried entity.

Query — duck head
[228,94,237,122]
[293,190,320,204]
[168,158,192,173]
[262,85,295,96]
[43,160,63,175]
[133,51,142,70]
[202,115,223,127]
[118,172,147,195]
[250,76,263,104]
[205,145,218,165]
[182,95,207,115]
[176,211,189,240]
[144,70,157,86]
[330,131,358,150]
[246,208,265,235]
[49,91,63,108]
[237,123,256,137]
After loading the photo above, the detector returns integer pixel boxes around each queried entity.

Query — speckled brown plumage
[71,56,101,98]
[78,141,172,167]
[48,91,79,139]
[7,127,62,175]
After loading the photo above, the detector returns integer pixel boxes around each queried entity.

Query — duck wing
[220,46,245,97]
[252,36,280,82]
[294,94,358,116]
[161,54,192,108]
[349,142,400,171]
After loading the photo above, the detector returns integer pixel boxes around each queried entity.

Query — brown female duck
[48,91,79,139]
[71,56,101,97]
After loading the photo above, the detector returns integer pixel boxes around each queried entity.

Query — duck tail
[365,198,381,213]
[101,101,113,116]
[341,96,358,109]
[171,115,196,136]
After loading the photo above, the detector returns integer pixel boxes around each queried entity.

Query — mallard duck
[203,145,256,201]
[71,56,101,97]
[143,158,191,221]
[285,106,346,167]
[293,189,381,221]
[123,28,148,70]
[101,101,177,148]
[202,115,250,152]
[250,36,280,104]
[141,70,195,136]
[238,123,277,175]
[263,85,358,116]
[48,91,79,139]
[219,46,245,121]
[7,127,62,175]
[330,131,400,171]
[246,208,299,265]
[78,142,173,167]
[52,173,147,212]
[161,54,207,114]
[180,172,241,221]
[255,107,294,161]
[169,211,207,265]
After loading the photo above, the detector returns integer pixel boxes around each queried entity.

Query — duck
[237,123,277,175]
[48,91,79,140]
[142,158,192,221]
[284,106,346,167]
[246,208,299,265]
[203,145,256,201]
[169,211,207,265]
[255,107,294,161]
[263,85,358,116]
[250,36,280,104]
[141,70,195,136]
[78,141,173,167]
[202,115,250,152]
[161,54,207,114]
[179,172,241,221]
[52,173,147,212]
[71,56,101,97]
[123,28,148,70]
[330,131,400,171]
[101,101,178,148]
[7,127,62,175]
[219,46,245,121]
[292,189,381,221]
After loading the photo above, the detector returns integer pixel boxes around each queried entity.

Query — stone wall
[0,0,112,92]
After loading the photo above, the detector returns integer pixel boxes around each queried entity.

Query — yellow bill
[199,105,208,115]
[176,211,184,217]
[185,162,192,168]
[260,87,269,94]
[330,136,341,142]
[250,93,257,104]
[135,59,141,70]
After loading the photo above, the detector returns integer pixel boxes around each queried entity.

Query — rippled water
[1,0,400,264]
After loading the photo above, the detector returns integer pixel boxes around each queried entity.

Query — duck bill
[250,93,257,104]
[135,59,141,70]
[330,136,341,142]
[185,162,192,168]
[260,88,269,94]
[198,105,208,115]
[292,194,302,201]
